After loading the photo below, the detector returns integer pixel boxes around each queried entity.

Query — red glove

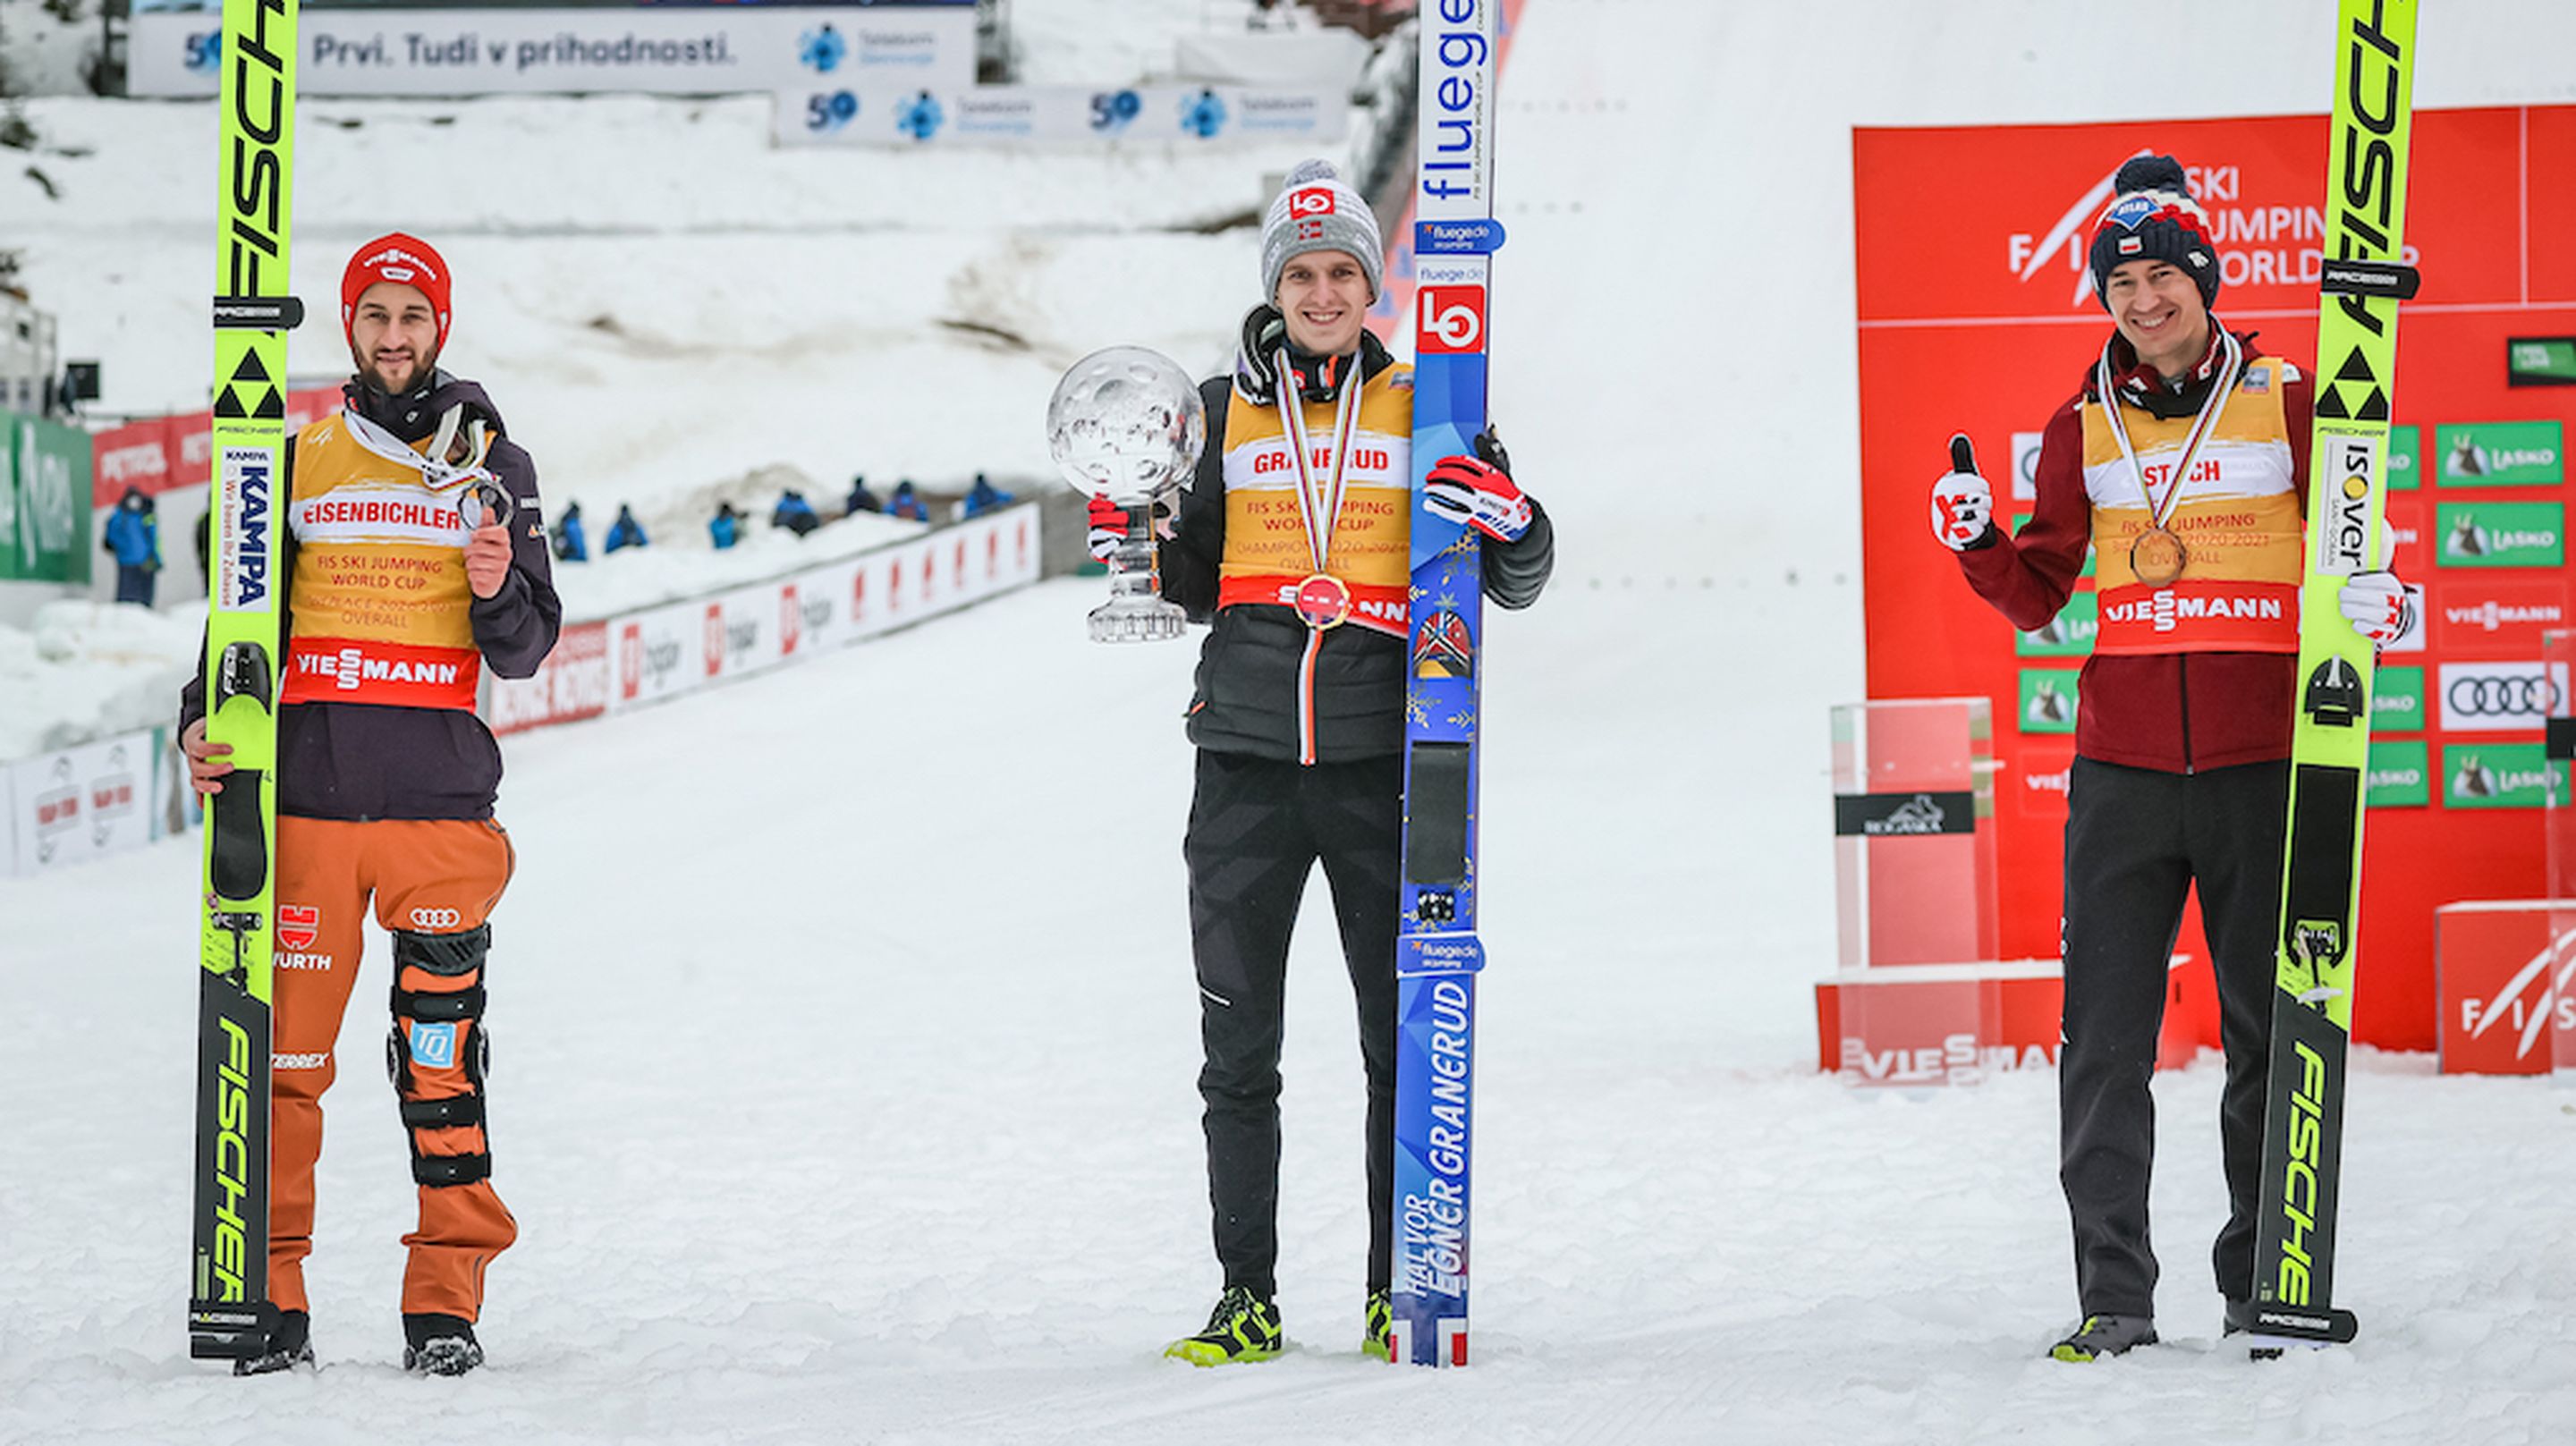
[1423,440,1531,544]
[1086,495,1131,563]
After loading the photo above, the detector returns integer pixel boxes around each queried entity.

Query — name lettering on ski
[1419,0,1491,206]
[2332,1,2408,330]
[209,1016,255,1298]
[2276,1039,2332,1305]
[223,0,292,293]
[1402,1176,1467,1293]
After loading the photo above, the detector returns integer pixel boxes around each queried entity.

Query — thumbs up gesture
[1929,434,1996,552]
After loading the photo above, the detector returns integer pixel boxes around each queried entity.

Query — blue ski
[1390,0,1504,1369]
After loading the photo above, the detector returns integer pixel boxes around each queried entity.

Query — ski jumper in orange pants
[183,367,559,1326]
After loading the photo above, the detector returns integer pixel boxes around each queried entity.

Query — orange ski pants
[269,816,520,1321]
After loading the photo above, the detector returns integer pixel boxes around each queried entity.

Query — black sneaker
[402,1313,484,1376]
[1163,1286,1282,1366]
[2049,1313,2158,1362]
[233,1309,314,1377]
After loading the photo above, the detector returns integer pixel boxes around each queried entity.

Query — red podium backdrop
[1856,109,2576,1051]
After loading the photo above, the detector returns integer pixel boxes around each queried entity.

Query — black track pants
[2059,756,2288,1318]
[1184,748,1402,1299]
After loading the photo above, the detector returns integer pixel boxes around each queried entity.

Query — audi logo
[2446,675,2562,717]
[410,907,463,929]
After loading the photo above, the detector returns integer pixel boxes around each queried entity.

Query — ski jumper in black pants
[1160,335,1553,1298]
[1954,328,2315,1320]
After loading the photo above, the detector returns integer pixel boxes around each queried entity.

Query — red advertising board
[484,620,610,736]
[89,386,343,506]
[1857,108,2576,1050]
[2435,901,2573,1075]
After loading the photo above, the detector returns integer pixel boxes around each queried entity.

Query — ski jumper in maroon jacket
[1953,326,2319,1321]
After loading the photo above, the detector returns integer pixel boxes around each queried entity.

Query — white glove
[2337,571,2412,646]
[1929,434,1995,551]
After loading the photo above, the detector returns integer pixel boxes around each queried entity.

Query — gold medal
[2130,525,2188,586]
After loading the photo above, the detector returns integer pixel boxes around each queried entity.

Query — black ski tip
[2246,1304,2360,1346]
[189,1299,281,1360]
[1947,433,1978,476]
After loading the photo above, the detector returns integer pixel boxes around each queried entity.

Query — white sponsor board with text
[131,7,972,98]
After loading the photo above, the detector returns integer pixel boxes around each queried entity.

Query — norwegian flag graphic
[1411,609,1475,680]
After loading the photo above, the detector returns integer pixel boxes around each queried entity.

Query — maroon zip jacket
[180,372,560,819]
[1955,332,2315,774]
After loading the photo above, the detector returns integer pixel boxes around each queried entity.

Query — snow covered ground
[7,0,2576,1440]
[6,581,2575,1445]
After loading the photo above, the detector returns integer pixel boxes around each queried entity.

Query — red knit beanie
[341,233,452,348]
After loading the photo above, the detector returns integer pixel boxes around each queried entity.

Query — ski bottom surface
[1389,955,1477,1366]
[189,963,275,1359]
[2249,978,2357,1346]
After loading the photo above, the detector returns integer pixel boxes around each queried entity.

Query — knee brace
[385,924,493,1188]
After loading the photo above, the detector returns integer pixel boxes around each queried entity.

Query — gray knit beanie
[1260,158,1384,303]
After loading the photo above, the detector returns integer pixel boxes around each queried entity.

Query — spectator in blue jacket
[887,479,928,522]
[104,487,162,605]
[845,474,881,517]
[962,472,1014,518]
[555,500,589,562]
[604,503,648,554]
[772,489,821,537]
[709,501,743,551]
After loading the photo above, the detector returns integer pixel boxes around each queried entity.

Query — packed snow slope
[6,581,2574,1445]
[6,0,2576,1442]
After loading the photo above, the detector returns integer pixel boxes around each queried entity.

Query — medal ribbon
[1271,347,1364,576]
[2095,329,2241,531]
[341,405,498,499]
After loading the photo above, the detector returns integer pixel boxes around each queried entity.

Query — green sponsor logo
[2508,337,2576,385]
[2017,669,2080,735]
[2435,501,2564,568]
[2366,740,2429,808]
[1,414,92,585]
[2435,420,2563,486]
[2015,594,2097,658]
[2385,425,2419,491]
[2012,513,2094,578]
[2370,665,2423,731]
[2442,743,2569,809]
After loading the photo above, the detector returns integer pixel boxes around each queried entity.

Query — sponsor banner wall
[609,597,708,712]
[4,727,163,877]
[130,5,972,97]
[90,386,341,507]
[4,413,91,585]
[775,82,1345,148]
[484,619,610,734]
[496,503,1039,734]
[703,580,786,681]
[1857,107,2576,1050]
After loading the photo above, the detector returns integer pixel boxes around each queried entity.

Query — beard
[354,343,437,396]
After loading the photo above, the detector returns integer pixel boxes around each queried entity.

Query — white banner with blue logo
[129,5,972,97]
[773,83,1346,148]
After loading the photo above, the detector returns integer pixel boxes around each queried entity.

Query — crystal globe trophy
[1046,346,1206,643]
